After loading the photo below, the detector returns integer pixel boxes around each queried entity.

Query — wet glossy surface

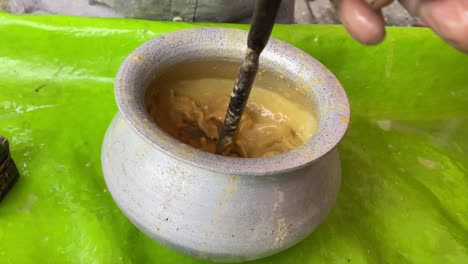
[145,61,317,158]
[0,12,467,264]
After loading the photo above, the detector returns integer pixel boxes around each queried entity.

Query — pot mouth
[115,28,349,176]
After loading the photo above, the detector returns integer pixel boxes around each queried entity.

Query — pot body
[102,27,349,262]
[102,113,341,262]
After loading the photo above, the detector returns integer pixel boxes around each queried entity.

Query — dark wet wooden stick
[216,0,282,155]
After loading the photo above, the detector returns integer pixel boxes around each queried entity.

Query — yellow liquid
[145,61,317,158]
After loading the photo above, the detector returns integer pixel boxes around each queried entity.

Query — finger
[400,0,468,52]
[337,0,387,45]
[367,0,394,9]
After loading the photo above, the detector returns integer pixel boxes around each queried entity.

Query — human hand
[334,0,468,52]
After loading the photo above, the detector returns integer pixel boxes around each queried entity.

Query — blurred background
[1,0,416,26]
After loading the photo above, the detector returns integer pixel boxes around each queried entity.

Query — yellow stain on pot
[212,176,239,219]
[324,104,335,111]
[117,117,126,128]
[131,54,146,64]
[273,218,290,247]
[273,191,285,212]
[200,175,239,257]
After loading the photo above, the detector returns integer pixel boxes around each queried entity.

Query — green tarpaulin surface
[0,12,467,263]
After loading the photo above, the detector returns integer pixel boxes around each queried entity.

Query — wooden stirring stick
[216,0,282,156]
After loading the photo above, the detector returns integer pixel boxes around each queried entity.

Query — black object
[216,0,282,155]
[0,136,19,201]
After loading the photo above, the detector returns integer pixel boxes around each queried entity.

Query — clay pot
[102,28,349,262]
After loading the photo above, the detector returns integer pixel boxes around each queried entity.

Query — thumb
[399,0,468,53]
[335,0,389,45]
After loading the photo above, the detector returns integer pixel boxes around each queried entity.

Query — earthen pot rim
[115,27,349,176]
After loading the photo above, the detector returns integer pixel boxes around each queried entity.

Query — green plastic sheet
[0,12,467,263]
